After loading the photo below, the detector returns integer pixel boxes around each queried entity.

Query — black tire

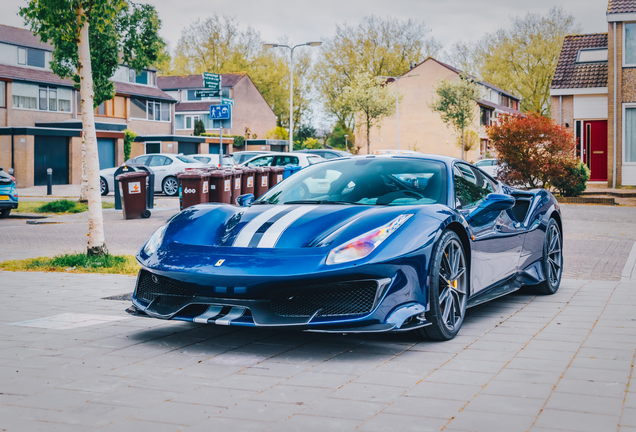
[162,176,178,196]
[100,177,109,196]
[0,208,10,218]
[529,218,562,295]
[417,230,468,341]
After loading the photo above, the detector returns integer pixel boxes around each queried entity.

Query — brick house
[157,73,277,153]
[551,0,636,186]
[356,58,521,161]
[0,24,181,188]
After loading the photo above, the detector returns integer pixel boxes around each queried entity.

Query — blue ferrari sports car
[128,154,563,340]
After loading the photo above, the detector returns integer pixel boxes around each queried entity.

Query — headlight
[326,214,413,265]
[143,225,168,257]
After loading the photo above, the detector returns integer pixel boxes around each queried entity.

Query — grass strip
[0,253,139,275]
[15,199,115,214]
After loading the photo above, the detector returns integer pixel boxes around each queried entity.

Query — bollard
[46,168,53,195]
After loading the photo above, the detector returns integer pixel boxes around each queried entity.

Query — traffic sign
[221,97,234,106]
[210,104,231,120]
[194,89,220,98]
[203,72,220,90]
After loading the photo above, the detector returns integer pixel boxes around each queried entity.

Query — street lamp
[344,134,349,150]
[264,41,322,152]
[376,74,419,150]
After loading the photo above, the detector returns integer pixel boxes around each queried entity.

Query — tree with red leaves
[487,113,580,190]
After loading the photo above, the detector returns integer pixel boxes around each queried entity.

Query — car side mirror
[467,193,515,226]
[236,193,255,207]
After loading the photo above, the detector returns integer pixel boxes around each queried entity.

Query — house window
[480,107,492,126]
[94,95,125,118]
[625,23,636,66]
[39,88,47,110]
[0,81,5,108]
[625,107,636,163]
[187,90,201,101]
[130,98,170,121]
[27,48,45,68]
[577,48,608,63]
[48,88,57,111]
[17,48,26,65]
[176,114,204,129]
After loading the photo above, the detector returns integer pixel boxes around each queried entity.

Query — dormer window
[576,48,608,63]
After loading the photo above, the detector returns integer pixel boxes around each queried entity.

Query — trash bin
[269,166,285,188]
[238,167,256,197]
[290,165,302,176]
[283,165,293,180]
[254,167,271,199]
[116,171,150,219]
[177,170,210,211]
[208,170,233,204]
[229,169,243,203]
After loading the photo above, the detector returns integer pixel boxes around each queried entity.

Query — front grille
[135,270,192,305]
[267,280,379,318]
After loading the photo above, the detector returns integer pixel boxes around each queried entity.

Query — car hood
[161,203,449,251]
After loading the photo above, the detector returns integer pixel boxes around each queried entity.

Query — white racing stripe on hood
[233,205,290,247]
[257,205,319,248]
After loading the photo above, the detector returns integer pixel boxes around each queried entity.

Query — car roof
[294,149,351,155]
[194,154,235,157]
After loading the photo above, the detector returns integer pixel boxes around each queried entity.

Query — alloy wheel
[163,177,178,196]
[438,238,468,331]
[546,224,562,285]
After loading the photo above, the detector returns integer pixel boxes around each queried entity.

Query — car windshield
[176,155,201,164]
[193,156,211,164]
[257,158,447,206]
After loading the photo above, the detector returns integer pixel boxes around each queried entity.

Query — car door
[148,156,172,190]
[454,162,523,294]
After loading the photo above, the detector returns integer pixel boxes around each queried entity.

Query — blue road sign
[210,104,231,120]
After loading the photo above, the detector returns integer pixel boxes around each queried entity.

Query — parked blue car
[0,168,18,218]
[128,154,563,341]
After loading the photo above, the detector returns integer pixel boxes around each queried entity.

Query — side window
[247,156,274,167]
[322,152,338,159]
[454,163,493,209]
[134,155,151,165]
[274,156,299,166]
[149,156,168,167]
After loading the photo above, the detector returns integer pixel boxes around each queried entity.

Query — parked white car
[100,153,208,197]
[233,151,275,165]
[474,158,500,178]
[241,152,325,168]
[191,154,237,168]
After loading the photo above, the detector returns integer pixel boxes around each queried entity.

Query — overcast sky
[6,0,608,54]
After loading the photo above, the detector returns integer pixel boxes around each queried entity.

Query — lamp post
[344,134,349,150]
[264,41,322,153]
[376,74,418,150]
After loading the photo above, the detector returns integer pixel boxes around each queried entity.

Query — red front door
[583,120,608,181]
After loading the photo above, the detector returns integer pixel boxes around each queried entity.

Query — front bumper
[129,263,431,333]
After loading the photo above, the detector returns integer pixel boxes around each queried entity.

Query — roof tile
[607,0,636,14]
[551,33,608,89]
[0,25,53,51]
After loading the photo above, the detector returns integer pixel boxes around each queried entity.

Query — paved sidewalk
[0,271,635,431]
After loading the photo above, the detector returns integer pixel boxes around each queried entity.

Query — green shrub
[123,129,137,162]
[0,253,139,275]
[38,199,79,213]
[552,162,590,197]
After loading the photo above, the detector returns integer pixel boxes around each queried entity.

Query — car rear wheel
[418,230,468,341]
[0,208,10,218]
[529,218,562,295]
[100,177,109,196]
[162,176,178,196]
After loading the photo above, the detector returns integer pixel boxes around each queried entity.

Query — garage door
[97,138,115,169]
[34,136,69,185]
[178,142,198,155]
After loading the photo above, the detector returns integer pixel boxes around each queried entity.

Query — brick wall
[69,136,82,185]
[13,135,34,188]
[0,135,10,171]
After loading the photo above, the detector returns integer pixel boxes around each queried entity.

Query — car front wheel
[100,177,109,196]
[418,230,468,341]
[162,176,178,196]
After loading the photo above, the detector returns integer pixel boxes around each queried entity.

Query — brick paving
[1,203,636,431]
[0,272,634,431]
